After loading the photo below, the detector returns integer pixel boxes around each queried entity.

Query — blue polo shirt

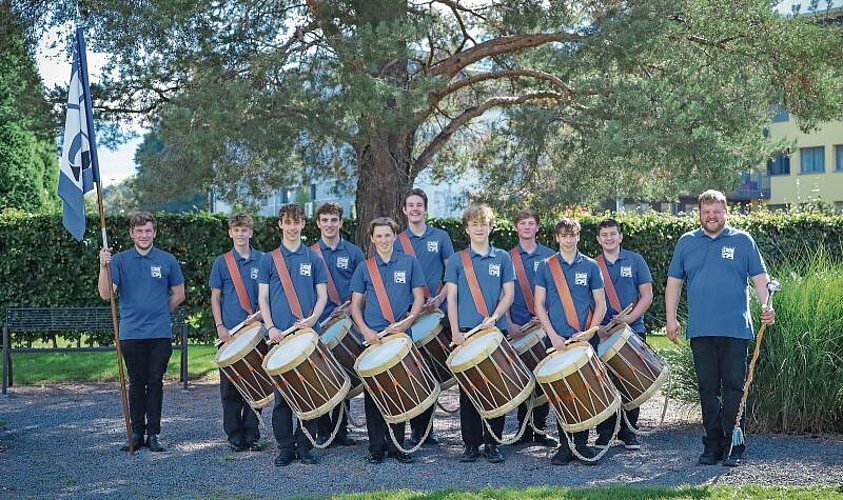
[313,238,365,322]
[395,225,454,296]
[110,247,185,340]
[597,248,653,333]
[668,226,767,340]
[444,247,515,331]
[209,247,264,329]
[258,244,327,331]
[350,252,426,332]
[535,252,604,338]
[510,242,556,326]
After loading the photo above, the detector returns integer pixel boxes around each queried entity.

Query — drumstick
[545,326,599,354]
[605,303,636,334]
[362,327,393,347]
[267,324,301,344]
[449,322,488,348]
[214,310,264,348]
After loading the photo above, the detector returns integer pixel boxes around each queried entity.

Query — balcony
[730,172,771,200]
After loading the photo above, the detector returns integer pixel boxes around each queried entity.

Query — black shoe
[366,453,385,464]
[515,429,534,445]
[297,449,318,465]
[533,432,558,447]
[722,444,745,467]
[460,445,480,462]
[698,447,723,465]
[574,444,598,464]
[334,434,357,447]
[423,432,439,445]
[405,430,421,447]
[620,434,641,450]
[230,439,247,452]
[483,444,504,463]
[315,435,329,446]
[248,441,262,452]
[120,434,145,451]
[388,451,415,463]
[275,451,296,467]
[146,435,165,453]
[551,446,573,465]
[594,434,612,450]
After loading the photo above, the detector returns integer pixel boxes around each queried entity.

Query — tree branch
[429,69,573,106]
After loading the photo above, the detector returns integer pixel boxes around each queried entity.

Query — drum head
[597,327,631,361]
[446,329,502,374]
[321,317,350,349]
[355,334,411,376]
[215,323,264,365]
[510,325,545,353]
[535,345,590,383]
[263,330,318,374]
[410,311,444,344]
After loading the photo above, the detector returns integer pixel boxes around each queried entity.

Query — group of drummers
[211,188,664,468]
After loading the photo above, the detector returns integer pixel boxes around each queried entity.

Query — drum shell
[535,346,620,433]
[598,326,669,410]
[263,330,350,420]
[214,323,275,409]
[320,316,366,398]
[411,311,457,390]
[354,334,440,424]
[510,324,550,406]
[447,328,535,419]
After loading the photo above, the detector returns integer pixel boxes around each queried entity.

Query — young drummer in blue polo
[210,213,264,453]
[258,204,328,467]
[98,211,185,453]
[444,204,515,464]
[666,189,775,467]
[593,218,654,451]
[534,217,607,465]
[396,188,454,447]
[507,209,557,448]
[311,202,365,447]
[350,217,426,464]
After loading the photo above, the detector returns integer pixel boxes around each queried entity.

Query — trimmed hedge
[1,209,841,345]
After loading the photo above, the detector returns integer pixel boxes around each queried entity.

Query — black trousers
[690,336,748,450]
[409,404,434,436]
[317,399,351,438]
[220,369,260,445]
[121,338,172,437]
[597,330,646,439]
[459,387,505,447]
[272,389,317,453]
[517,397,550,431]
[364,392,406,455]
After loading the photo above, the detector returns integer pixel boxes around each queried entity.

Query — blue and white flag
[58,29,100,241]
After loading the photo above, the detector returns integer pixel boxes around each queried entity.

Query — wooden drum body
[510,322,549,406]
[446,328,535,419]
[597,326,669,411]
[534,345,620,433]
[320,315,365,398]
[410,310,457,390]
[263,328,350,420]
[214,322,275,408]
[354,334,440,424]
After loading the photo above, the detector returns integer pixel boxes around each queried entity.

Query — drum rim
[320,316,351,349]
[262,328,319,375]
[597,326,632,361]
[622,365,669,410]
[214,322,267,367]
[534,345,593,383]
[354,333,413,376]
[287,376,351,421]
[411,309,445,346]
[510,324,546,354]
[556,395,621,433]
[380,383,441,424]
[474,378,535,419]
[446,328,503,373]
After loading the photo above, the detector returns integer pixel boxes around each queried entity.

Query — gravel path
[2,381,842,499]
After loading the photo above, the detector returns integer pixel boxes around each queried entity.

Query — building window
[800,146,825,174]
[836,145,843,172]
[771,106,789,123]
[767,154,790,176]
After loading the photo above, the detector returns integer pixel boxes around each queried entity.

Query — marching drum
[354,333,440,424]
[446,328,535,419]
[534,344,621,433]
[262,328,350,420]
[597,326,669,410]
[409,310,457,390]
[510,322,550,406]
[214,322,275,408]
[320,315,366,398]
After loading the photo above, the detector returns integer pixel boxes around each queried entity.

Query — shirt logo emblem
[394,271,406,284]
[534,261,541,272]
[722,246,735,260]
[150,266,162,278]
[427,241,439,252]
[300,263,312,276]
[575,272,588,286]
[336,256,349,270]
[620,266,632,278]
[489,264,501,277]
[250,267,259,280]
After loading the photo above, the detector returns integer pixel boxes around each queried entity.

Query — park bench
[2,306,189,395]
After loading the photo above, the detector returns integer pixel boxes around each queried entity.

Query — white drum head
[410,312,443,343]
[356,336,409,373]
[216,323,263,364]
[264,331,317,372]
[597,327,630,361]
[535,345,589,381]
[321,318,347,344]
[449,331,499,367]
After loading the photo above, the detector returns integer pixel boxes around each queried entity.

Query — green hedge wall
[2,210,840,346]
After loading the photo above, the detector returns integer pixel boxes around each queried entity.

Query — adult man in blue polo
[397,188,454,447]
[592,217,653,452]
[98,211,185,453]
[666,189,775,467]
[258,203,328,467]
[210,213,264,452]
